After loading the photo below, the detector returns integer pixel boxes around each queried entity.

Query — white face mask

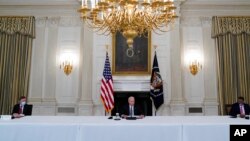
[21,101,26,106]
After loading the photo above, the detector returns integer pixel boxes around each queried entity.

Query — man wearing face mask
[121,96,144,119]
[12,96,32,118]
[229,96,250,118]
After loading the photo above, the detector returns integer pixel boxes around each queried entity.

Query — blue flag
[150,52,164,110]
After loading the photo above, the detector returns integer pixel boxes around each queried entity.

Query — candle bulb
[91,0,95,8]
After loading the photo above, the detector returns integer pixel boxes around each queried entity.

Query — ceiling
[0,0,249,17]
[0,0,79,6]
[0,0,250,6]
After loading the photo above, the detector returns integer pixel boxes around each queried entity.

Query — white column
[169,2,186,115]
[29,17,47,115]
[29,17,59,115]
[151,31,171,116]
[201,17,218,115]
[39,17,60,115]
[78,24,94,116]
[43,17,59,102]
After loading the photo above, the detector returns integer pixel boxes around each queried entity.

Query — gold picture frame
[112,32,151,75]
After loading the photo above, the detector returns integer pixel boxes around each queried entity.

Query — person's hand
[240,114,245,118]
[19,114,25,117]
[121,114,127,119]
[12,113,25,118]
[138,115,144,119]
[13,113,22,118]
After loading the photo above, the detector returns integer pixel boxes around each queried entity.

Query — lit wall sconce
[59,52,75,75]
[189,59,202,75]
[185,49,203,75]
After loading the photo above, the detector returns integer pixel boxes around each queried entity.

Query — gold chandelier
[78,0,178,47]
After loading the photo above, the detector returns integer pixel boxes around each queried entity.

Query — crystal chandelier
[78,0,178,47]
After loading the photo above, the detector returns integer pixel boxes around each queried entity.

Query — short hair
[19,96,26,100]
[238,96,244,101]
[128,96,135,101]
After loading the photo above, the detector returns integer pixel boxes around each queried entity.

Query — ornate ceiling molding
[36,17,47,27]
[180,17,202,27]
[180,16,212,27]
[35,16,82,27]
[200,17,212,27]
[46,17,60,27]
[59,16,82,27]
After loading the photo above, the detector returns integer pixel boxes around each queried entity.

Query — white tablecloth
[0,116,249,141]
[180,116,250,141]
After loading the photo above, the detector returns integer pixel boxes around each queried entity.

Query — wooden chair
[225,104,232,115]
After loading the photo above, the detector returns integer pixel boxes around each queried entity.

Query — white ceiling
[0,1,249,10]
[0,0,79,5]
[0,0,249,19]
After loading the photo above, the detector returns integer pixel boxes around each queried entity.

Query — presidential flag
[101,52,114,112]
[150,51,164,110]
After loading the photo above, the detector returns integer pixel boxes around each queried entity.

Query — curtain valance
[0,16,35,38]
[212,16,250,38]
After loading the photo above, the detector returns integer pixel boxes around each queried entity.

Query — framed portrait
[112,32,151,75]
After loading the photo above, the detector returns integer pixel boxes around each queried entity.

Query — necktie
[19,105,23,114]
[131,106,134,116]
[129,106,132,116]
[240,104,244,115]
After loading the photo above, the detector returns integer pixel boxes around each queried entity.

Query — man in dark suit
[229,96,250,118]
[121,96,144,119]
[12,96,32,118]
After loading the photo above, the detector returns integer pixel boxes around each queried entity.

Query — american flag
[101,52,114,112]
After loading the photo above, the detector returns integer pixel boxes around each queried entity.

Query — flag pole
[153,44,157,117]
[104,44,109,116]
[151,97,155,116]
[153,45,157,51]
[105,44,109,52]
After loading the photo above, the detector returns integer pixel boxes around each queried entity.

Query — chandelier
[78,0,178,47]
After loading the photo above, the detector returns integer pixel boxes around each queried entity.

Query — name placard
[0,115,12,120]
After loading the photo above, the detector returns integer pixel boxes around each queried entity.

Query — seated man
[121,96,144,119]
[229,96,250,118]
[12,96,32,118]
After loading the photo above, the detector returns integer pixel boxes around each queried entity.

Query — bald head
[128,96,135,106]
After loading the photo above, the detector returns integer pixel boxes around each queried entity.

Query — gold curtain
[212,16,250,115]
[0,16,35,114]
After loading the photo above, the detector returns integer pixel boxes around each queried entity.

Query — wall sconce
[185,49,203,75]
[189,59,202,75]
[59,52,75,75]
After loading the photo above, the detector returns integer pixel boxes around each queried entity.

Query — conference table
[0,116,249,141]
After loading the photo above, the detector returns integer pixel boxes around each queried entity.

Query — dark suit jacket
[121,104,144,116]
[229,103,250,116]
[12,104,32,116]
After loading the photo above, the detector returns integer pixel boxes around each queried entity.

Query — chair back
[225,104,232,115]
